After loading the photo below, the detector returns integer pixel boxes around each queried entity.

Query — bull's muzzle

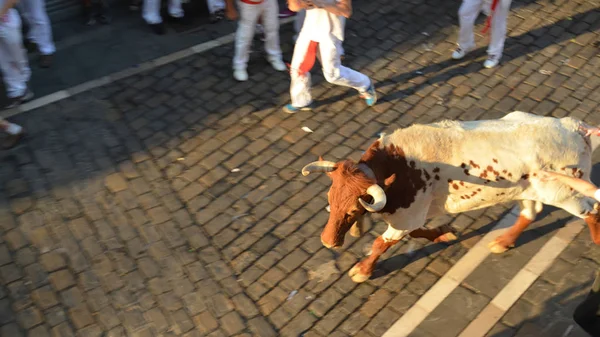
[320,234,343,249]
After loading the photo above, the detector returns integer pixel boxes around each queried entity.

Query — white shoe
[452,46,472,60]
[483,55,500,69]
[270,58,287,72]
[233,69,248,81]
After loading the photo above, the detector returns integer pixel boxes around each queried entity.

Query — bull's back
[384,112,591,216]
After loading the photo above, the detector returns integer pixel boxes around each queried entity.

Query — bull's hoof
[488,239,515,254]
[349,226,362,238]
[434,231,458,243]
[348,264,371,283]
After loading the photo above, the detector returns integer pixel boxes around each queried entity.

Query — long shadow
[319,6,600,108]
[489,280,596,336]
[372,207,569,279]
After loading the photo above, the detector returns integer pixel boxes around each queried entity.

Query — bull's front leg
[349,216,365,237]
[348,225,408,283]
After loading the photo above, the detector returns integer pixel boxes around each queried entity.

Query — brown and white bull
[302,111,600,283]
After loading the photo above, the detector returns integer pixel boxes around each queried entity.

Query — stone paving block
[194,310,219,334]
[49,270,76,292]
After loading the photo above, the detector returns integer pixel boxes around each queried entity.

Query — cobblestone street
[1,0,600,336]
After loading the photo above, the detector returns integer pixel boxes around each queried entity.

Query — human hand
[301,0,315,8]
[311,0,335,7]
[534,170,557,182]
[579,124,600,137]
[225,7,238,20]
[225,8,237,20]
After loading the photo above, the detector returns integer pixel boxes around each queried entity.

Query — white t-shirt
[594,189,600,202]
[301,4,345,43]
[0,8,20,29]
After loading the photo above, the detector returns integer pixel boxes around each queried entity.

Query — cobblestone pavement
[0,2,242,107]
[1,0,600,336]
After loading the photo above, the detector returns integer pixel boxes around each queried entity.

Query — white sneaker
[233,69,248,81]
[451,46,472,60]
[269,58,287,72]
[483,55,500,69]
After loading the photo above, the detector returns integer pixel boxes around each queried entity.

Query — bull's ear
[384,174,396,189]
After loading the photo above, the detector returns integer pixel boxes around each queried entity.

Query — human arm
[313,0,352,18]
[0,0,19,19]
[288,0,312,12]
[224,0,238,20]
[536,170,600,245]
[536,170,599,200]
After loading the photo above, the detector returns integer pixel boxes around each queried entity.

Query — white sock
[5,123,22,135]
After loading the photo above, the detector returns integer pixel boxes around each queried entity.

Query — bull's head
[302,158,388,248]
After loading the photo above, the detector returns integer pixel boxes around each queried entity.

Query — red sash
[297,41,319,76]
[481,0,500,34]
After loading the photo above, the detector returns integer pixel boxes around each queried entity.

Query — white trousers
[206,0,225,13]
[293,10,345,56]
[290,34,369,108]
[457,0,512,57]
[142,0,183,24]
[16,0,56,55]
[233,0,281,70]
[0,10,31,98]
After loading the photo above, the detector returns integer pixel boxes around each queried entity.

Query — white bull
[303,111,600,283]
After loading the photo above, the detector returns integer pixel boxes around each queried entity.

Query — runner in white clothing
[16,0,56,67]
[284,0,376,113]
[225,0,287,82]
[452,0,512,69]
[0,118,24,149]
[293,8,344,59]
[0,0,34,108]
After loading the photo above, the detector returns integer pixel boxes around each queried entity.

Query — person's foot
[283,103,313,114]
[168,15,190,25]
[40,54,53,68]
[483,55,500,69]
[210,9,225,23]
[25,40,37,53]
[149,22,165,35]
[98,14,112,24]
[278,8,296,18]
[129,0,141,11]
[451,46,473,60]
[3,129,24,149]
[5,89,34,109]
[234,69,248,81]
[360,82,377,107]
[269,58,287,72]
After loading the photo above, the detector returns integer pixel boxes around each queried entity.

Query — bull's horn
[358,184,387,212]
[302,161,336,176]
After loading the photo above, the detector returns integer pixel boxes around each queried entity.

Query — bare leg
[348,226,407,283]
